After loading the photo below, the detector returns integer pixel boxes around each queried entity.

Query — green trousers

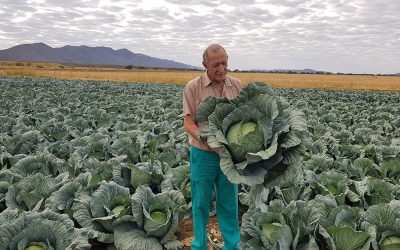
[190,146,240,250]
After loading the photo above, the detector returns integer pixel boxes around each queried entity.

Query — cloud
[0,0,399,74]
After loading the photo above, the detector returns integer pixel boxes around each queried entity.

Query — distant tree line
[124,65,399,76]
[124,65,201,71]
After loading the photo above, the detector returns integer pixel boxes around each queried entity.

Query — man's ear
[202,61,207,68]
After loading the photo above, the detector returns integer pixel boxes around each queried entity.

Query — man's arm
[183,114,199,141]
[184,114,219,153]
[183,114,205,146]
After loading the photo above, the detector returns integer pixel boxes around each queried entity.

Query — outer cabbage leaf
[5,173,67,211]
[0,170,22,211]
[10,153,65,177]
[161,163,191,203]
[45,172,91,217]
[321,225,371,250]
[129,160,166,193]
[365,203,398,234]
[0,151,26,169]
[2,130,41,155]
[114,220,163,250]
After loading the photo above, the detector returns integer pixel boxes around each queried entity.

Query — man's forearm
[183,115,200,140]
[183,114,220,153]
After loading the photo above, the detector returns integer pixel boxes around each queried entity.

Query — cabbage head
[127,185,186,249]
[240,200,293,249]
[0,209,90,249]
[161,163,191,203]
[196,82,309,186]
[225,121,264,162]
[381,236,400,250]
[72,181,131,243]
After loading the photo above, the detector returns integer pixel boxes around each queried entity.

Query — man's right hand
[201,141,221,154]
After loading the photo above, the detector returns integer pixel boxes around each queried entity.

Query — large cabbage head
[226,120,264,162]
[196,82,309,186]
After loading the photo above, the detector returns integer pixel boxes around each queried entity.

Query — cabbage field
[1,76,400,250]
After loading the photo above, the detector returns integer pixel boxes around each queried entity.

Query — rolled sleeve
[183,85,194,118]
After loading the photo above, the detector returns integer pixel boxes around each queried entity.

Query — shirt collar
[201,71,232,88]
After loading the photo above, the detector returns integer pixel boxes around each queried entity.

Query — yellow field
[1,61,399,91]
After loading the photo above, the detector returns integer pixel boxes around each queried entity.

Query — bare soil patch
[176,216,223,250]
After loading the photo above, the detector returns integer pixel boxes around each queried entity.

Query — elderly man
[183,44,242,250]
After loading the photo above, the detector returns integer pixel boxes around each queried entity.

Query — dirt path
[176,216,223,249]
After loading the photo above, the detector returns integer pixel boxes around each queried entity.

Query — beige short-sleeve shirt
[183,71,243,150]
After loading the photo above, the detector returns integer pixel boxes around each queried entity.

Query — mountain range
[0,43,200,69]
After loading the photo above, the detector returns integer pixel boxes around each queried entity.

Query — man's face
[203,49,228,84]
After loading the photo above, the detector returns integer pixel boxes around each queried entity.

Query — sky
[0,0,399,74]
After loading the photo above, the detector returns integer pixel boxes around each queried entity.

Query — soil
[176,216,223,250]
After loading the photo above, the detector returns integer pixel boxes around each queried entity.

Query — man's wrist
[195,130,207,142]
[195,130,201,141]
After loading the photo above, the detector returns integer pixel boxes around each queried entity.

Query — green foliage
[1,76,400,249]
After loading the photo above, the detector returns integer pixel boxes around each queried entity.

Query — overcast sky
[0,0,399,74]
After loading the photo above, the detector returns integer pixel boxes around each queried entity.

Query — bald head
[202,44,228,84]
[202,44,228,64]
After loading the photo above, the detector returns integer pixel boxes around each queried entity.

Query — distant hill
[0,43,200,69]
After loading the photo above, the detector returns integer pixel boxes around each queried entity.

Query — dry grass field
[1,61,399,91]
